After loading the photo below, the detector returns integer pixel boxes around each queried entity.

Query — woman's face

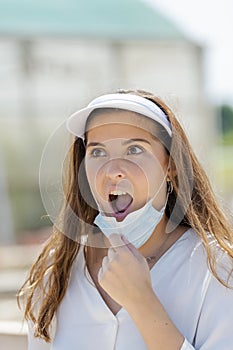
[85,110,169,222]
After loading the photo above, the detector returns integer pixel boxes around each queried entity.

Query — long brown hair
[17,89,233,342]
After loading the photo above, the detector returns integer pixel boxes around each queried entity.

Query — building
[0,0,216,237]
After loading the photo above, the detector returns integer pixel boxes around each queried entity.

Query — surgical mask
[94,199,166,248]
[94,172,168,248]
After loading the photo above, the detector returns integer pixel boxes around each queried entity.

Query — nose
[104,159,126,180]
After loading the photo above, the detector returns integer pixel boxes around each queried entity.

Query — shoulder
[164,227,232,285]
[170,227,206,264]
[179,227,233,286]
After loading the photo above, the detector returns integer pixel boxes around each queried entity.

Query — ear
[167,158,177,179]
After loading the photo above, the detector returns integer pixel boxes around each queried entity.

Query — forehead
[85,110,158,140]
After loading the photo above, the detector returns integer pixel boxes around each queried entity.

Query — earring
[167,180,174,194]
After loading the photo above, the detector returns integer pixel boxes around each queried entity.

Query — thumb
[121,235,142,258]
[108,233,124,248]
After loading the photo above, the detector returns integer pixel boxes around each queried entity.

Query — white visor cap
[66,93,172,138]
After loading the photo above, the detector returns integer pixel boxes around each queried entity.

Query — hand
[97,234,154,310]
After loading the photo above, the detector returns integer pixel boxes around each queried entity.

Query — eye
[90,148,106,158]
[127,145,144,155]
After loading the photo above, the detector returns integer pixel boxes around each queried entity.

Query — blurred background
[0,0,232,348]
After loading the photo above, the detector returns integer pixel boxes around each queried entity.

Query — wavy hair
[17,89,233,342]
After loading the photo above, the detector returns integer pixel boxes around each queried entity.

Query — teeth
[109,190,127,196]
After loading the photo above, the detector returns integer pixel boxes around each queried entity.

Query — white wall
[0,37,216,174]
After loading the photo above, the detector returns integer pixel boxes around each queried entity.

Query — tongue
[115,194,132,212]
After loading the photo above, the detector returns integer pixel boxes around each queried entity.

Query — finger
[108,247,116,261]
[108,233,125,249]
[97,266,103,282]
[101,255,109,271]
[121,235,143,259]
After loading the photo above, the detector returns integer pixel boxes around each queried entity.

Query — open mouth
[108,191,133,216]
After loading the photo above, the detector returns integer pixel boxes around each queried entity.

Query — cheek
[140,154,167,192]
[85,160,96,190]
[85,159,104,199]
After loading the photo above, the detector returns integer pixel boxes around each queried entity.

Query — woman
[18,90,233,349]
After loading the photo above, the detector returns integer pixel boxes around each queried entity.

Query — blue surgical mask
[94,197,166,248]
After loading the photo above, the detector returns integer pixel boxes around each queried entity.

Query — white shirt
[28,228,233,349]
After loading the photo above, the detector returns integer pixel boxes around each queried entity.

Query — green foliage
[214,145,233,192]
[0,121,52,236]
[220,104,233,133]
[219,104,233,145]
[9,186,51,233]
[220,130,233,146]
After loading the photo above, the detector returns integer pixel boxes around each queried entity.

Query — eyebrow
[86,138,151,148]
[86,142,106,148]
[122,138,151,145]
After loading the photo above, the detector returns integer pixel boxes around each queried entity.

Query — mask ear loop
[148,166,170,208]
[149,160,173,211]
[167,180,174,195]
[164,156,173,201]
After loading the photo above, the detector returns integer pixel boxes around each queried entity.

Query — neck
[85,215,187,268]
[138,214,169,258]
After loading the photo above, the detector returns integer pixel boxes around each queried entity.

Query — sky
[145,0,233,105]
